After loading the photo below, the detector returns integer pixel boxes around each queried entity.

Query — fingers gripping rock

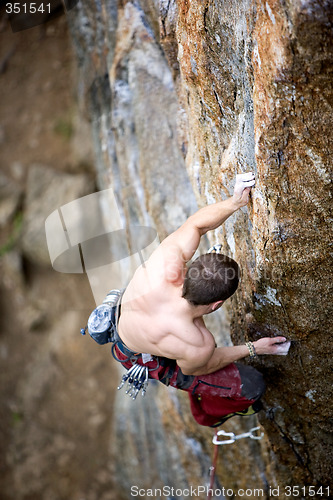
[273,341,291,355]
[233,172,255,197]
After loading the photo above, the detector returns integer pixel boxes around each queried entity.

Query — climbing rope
[206,429,219,500]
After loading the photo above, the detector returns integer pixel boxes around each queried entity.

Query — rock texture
[0,16,120,500]
[67,0,333,497]
[21,164,94,266]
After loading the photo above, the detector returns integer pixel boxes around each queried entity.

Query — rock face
[21,165,94,266]
[67,0,333,496]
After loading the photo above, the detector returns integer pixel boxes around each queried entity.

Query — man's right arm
[182,171,255,242]
[158,172,255,283]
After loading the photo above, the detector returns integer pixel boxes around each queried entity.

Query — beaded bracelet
[245,341,258,361]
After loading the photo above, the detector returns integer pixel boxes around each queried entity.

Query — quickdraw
[117,363,149,400]
[212,426,264,445]
[206,426,264,500]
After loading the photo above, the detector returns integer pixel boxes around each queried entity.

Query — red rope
[206,429,219,500]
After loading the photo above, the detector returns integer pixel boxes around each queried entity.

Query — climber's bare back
[118,237,216,366]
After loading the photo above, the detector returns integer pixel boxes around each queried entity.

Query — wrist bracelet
[246,341,258,360]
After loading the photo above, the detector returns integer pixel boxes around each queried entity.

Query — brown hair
[182,253,240,306]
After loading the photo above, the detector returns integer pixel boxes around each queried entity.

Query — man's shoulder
[166,315,215,352]
[155,319,214,361]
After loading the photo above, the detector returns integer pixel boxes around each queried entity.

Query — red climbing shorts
[114,344,265,427]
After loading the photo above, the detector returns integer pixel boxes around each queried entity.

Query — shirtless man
[118,173,289,371]
[109,172,291,426]
[87,172,290,426]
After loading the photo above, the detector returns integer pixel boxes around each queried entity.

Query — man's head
[182,253,240,307]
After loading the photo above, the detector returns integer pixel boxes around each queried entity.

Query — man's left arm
[178,337,291,376]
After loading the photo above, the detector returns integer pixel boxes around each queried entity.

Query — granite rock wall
[67,1,333,497]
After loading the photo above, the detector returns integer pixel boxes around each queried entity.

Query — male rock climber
[85,172,291,426]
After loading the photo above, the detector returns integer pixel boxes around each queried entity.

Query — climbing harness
[206,426,264,499]
[212,426,264,445]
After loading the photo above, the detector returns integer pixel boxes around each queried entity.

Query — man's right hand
[232,172,255,207]
[254,337,291,356]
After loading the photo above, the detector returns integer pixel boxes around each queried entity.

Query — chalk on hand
[274,341,291,356]
[236,172,255,182]
[234,172,256,196]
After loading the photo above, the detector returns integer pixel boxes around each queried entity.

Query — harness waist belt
[116,339,141,359]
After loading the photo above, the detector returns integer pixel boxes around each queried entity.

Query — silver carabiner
[247,426,264,440]
[141,367,149,397]
[118,363,150,399]
[125,364,141,393]
[213,430,236,445]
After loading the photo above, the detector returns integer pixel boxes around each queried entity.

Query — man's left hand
[254,337,291,356]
